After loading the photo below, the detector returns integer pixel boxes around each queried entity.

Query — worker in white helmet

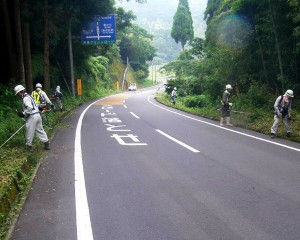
[271,89,294,138]
[14,85,50,151]
[32,83,54,110]
[171,87,177,104]
[220,84,233,126]
[54,86,63,111]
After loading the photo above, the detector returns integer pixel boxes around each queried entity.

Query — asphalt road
[10,86,300,240]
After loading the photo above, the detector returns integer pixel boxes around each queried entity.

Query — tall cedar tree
[171,0,194,51]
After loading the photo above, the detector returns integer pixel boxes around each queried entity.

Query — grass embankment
[0,87,117,239]
[155,92,300,143]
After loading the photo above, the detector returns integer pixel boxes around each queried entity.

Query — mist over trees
[116,0,207,64]
[165,0,300,103]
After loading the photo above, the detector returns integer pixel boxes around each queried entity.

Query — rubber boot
[44,141,50,150]
[220,117,224,126]
[226,117,233,126]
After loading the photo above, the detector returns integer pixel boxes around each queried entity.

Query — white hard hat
[226,84,233,90]
[14,85,25,95]
[56,86,60,90]
[36,83,42,88]
[285,89,294,98]
[174,87,177,90]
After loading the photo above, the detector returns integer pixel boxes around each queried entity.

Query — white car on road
[128,83,137,91]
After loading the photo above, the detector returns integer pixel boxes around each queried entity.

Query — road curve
[10,87,300,240]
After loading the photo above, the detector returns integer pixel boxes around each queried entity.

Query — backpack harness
[276,95,291,117]
[32,90,46,105]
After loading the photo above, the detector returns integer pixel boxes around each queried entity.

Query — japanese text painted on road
[101,105,147,146]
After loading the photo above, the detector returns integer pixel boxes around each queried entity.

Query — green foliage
[200,0,300,97]
[119,24,156,79]
[31,54,44,79]
[235,82,271,108]
[115,7,136,33]
[288,0,300,50]
[0,85,26,147]
[182,95,211,108]
[86,56,109,80]
[171,1,194,50]
[189,37,205,58]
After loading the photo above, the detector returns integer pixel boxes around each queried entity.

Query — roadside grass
[155,92,300,143]
[0,86,115,239]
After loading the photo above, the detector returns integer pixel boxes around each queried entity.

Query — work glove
[277,111,282,117]
[229,103,233,107]
[39,105,44,112]
[17,111,25,118]
[51,104,54,109]
[288,115,292,121]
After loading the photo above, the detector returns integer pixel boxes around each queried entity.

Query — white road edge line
[130,112,140,119]
[148,96,300,152]
[75,97,109,240]
[156,129,200,153]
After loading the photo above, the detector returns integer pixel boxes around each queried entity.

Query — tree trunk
[268,0,284,90]
[44,0,50,95]
[255,28,269,85]
[14,0,25,83]
[68,20,76,96]
[249,4,269,85]
[22,0,33,93]
[1,0,18,80]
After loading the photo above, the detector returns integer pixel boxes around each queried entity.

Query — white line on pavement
[156,129,200,153]
[148,96,300,152]
[75,98,107,240]
[130,112,140,119]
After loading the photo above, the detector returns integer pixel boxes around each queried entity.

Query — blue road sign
[81,15,116,45]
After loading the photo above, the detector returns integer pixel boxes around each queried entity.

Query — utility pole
[152,60,154,85]
[122,57,129,90]
[154,64,157,84]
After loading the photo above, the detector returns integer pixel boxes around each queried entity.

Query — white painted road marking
[156,129,200,153]
[75,100,99,240]
[111,134,148,146]
[73,94,150,240]
[148,96,300,153]
[130,112,140,119]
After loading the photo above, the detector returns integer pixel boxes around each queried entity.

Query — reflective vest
[32,90,45,105]
[221,90,230,105]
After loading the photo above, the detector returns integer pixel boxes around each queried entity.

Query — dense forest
[1,0,299,103]
[165,0,300,104]
[0,0,154,97]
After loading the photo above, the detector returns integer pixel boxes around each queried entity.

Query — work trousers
[271,115,291,134]
[221,105,231,117]
[25,113,48,146]
[55,98,63,109]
